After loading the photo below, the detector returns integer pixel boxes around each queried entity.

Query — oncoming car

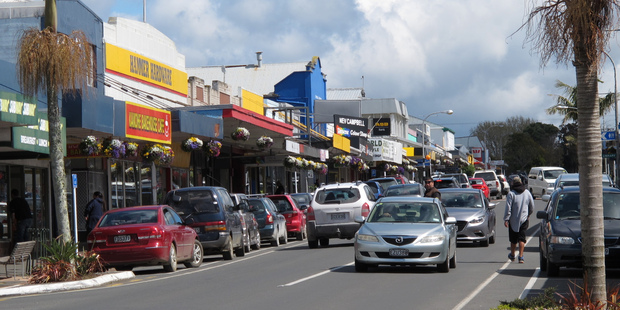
[353,196,457,272]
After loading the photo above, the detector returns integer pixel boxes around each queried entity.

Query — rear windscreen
[99,210,158,227]
[315,188,361,204]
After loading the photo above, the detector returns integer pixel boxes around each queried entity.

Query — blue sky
[80,0,620,137]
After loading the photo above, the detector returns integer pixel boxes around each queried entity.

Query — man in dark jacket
[423,177,441,199]
[84,191,104,237]
[9,189,32,242]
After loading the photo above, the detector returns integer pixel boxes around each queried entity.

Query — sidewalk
[0,271,134,296]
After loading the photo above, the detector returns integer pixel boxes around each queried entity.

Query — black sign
[334,115,368,149]
[372,117,391,136]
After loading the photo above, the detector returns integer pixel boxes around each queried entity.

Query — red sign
[125,102,171,144]
[471,147,482,160]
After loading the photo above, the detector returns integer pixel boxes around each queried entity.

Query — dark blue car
[248,197,288,246]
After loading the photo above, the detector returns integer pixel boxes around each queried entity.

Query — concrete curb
[0,271,135,297]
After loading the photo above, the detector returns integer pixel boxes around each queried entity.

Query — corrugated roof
[187,62,307,96]
[327,88,365,100]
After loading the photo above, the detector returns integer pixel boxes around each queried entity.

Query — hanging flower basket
[231,127,250,141]
[204,140,222,157]
[140,143,174,165]
[383,163,392,171]
[405,164,416,172]
[79,136,102,156]
[181,137,203,152]
[102,138,125,159]
[124,142,139,157]
[256,136,274,150]
[296,157,306,169]
[284,156,298,169]
[314,163,328,175]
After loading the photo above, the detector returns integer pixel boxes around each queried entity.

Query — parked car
[385,175,410,184]
[497,174,510,196]
[163,186,245,260]
[87,205,203,272]
[230,193,261,252]
[441,173,471,188]
[551,173,614,193]
[432,177,460,189]
[528,166,567,198]
[290,193,313,211]
[364,180,385,200]
[439,188,496,247]
[383,183,424,197]
[266,194,307,240]
[469,178,490,199]
[368,177,399,192]
[307,181,376,248]
[247,197,288,246]
[537,186,620,276]
[353,196,457,272]
[473,170,502,199]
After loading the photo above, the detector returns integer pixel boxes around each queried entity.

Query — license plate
[331,213,346,220]
[114,235,131,243]
[389,249,409,257]
[194,227,201,233]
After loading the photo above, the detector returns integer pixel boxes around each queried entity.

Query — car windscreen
[248,199,266,212]
[544,169,566,179]
[434,179,457,189]
[99,209,158,227]
[270,197,295,213]
[475,172,495,181]
[315,188,361,204]
[554,192,620,219]
[367,201,440,223]
[441,192,483,208]
[291,194,311,206]
[167,190,220,217]
[385,185,421,196]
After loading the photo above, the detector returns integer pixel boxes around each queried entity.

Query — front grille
[376,252,424,258]
[382,236,416,246]
[456,221,468,232]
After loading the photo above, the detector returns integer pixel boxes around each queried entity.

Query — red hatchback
[87,205,203,272]
[267,195,307,240]
[469,178,490,199]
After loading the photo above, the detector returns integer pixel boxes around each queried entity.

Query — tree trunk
[575,51,606,303]
[47,83,70,243]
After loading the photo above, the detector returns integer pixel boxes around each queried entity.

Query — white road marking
[520,267,541,299]
[452,229,539,310]
[279,262,355,287]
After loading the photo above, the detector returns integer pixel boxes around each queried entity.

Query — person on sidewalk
[84,191,105,237]
[503,176,534,263]
[8,189,32,243]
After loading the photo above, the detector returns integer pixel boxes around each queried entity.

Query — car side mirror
[299,205,308,211]
[232,205,240,212]
[461,184,468,188]
[354,215,365,223]
[184,217,195,225]
[172,195,182,203]
[536,210,547,220]
[445,216,457,224]
[542,194,551,202]
[488,202,497,209]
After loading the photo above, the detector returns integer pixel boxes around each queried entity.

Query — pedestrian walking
[85,191,105,237]
[9,189,33,243]
[504,176,534,263]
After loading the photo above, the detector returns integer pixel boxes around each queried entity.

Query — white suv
[473,170,502,199]
[307,182,377,248]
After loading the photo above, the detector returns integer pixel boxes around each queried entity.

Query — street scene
[1,1,620,309]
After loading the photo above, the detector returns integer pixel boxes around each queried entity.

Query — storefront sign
[471,147,482,161]
[126,102,171,144]
[13,114,66,155]
[372,117,391,136]
[105,43,188,96]
[334,115,368,150]
[242,89,264,116]
[369,138,402,164]
[286,140,300,154]
[0,91,38,125]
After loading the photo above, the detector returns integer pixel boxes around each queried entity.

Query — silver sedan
[439,188,497,247]
[354,197,457,272]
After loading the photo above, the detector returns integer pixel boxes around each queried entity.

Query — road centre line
[279,262,355,287]
[452,230,538,310]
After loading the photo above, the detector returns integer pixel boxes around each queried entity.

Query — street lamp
[602,51,619,186]
[421,110,454,177]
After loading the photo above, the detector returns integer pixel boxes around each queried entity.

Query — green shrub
[497,287,559,310]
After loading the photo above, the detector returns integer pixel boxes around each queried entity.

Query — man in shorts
[503,176,534,263]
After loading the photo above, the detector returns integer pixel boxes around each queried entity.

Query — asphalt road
[2,198,619,310]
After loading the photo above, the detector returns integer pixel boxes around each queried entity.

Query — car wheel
[489,230,496,244]
[437,254,449,273]
[163,244,177,272]
[547,259,560,277]
[184,239,203,268]
[251,232,261,250]
[449,251,456,269]
[355,258,369,272]
[235,238,245,257]
[319,238,330,247]
[223,240,234,260]
[308,239,318,248]
[480,237,489,247]
[539,249,547,272]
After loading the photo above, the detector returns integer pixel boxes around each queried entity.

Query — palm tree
[546,79,615,124]
[16,0,93,243]
[524,0,620,304]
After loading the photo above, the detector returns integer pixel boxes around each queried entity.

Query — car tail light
[307,206,315,221]
[496,181,500,188]
[138,228,162,244]
[266,213,274,224]
[204,221,227,231]
[362,202,370,217]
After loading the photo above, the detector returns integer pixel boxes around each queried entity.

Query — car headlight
[550,236,575,244]
[547,182,555,187]
[469,216,485,224]
[357,234,379,242]
[417,234,445,243]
